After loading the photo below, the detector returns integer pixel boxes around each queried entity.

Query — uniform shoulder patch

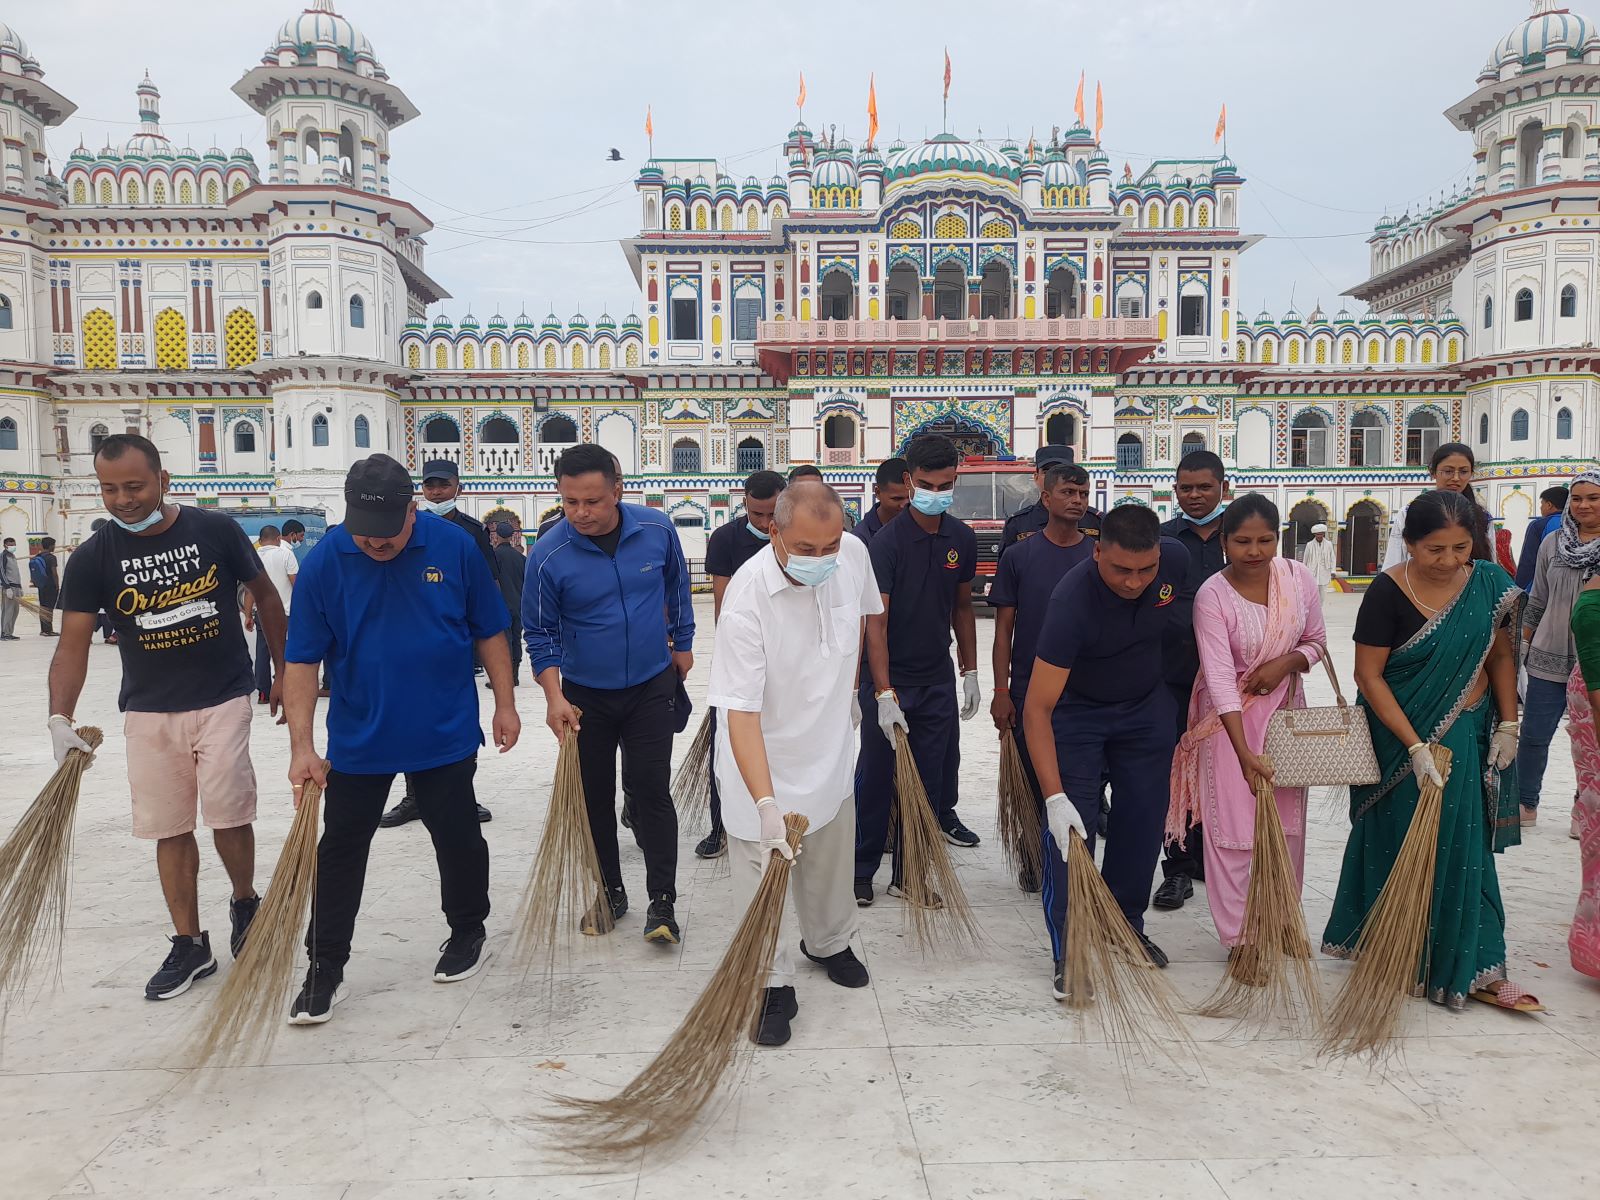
[1154,582,1175,606]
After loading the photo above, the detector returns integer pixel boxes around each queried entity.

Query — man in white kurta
[1299,523,1336,590]
[709,482,883,1047]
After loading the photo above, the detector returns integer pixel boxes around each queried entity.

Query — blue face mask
[747,520,771,542]
[784,552,839,587]
[910,487,954,517]
[112,507,166,533]
[418,497,457,516]
[1180,502,1226,526]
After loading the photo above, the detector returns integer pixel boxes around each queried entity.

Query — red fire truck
[949,455,1043,602]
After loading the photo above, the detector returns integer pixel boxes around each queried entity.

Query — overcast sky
[25,0,1535,323]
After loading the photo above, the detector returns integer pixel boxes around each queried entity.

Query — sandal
[1468,982,1545,1014]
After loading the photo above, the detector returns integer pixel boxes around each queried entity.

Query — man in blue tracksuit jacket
[524,444,695,944]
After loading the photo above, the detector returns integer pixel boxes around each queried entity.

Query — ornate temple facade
[0,1,1594,571]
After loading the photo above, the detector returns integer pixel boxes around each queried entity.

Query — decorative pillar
[196,406,218,473]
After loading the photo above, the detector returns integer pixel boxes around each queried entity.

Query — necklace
[1402,562,1463,614]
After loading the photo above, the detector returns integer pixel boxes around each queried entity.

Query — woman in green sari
[1324,491,1539,1012]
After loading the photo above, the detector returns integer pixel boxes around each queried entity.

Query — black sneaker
[144,933,217,1000]
[853,880,874,907]
[288,961,346,1025]
[1053,958,1068,1001]
[942,820,980,848]
[694,830,726,859]
[1136,931,1169,969]
[434,931,489,982]
[1153,874,1193,911]
[751,985,798,1046]
[642,896,680,945]
[800,941,869,988]
[580,885,628,935]
[379,794,420,828]
[228,894,261,958]
[475,804,492,823]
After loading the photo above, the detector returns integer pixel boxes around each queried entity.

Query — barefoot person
[283,454,517,1024]
[711,481,880,1045]
[47,434,286,1000]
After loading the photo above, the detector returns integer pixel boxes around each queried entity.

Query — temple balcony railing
[755,317,1160,345]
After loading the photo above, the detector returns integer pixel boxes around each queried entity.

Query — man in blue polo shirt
[854,434,981,906]
[283,454,517,1025]
[1022,504,1188,999]
[851,458,910,546]
[988,462,1095,893]
[526,444,695,945]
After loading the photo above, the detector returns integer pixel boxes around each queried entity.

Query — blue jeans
[1519,673,1568,811]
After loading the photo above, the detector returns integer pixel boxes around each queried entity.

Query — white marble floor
[0,590,1594,1200]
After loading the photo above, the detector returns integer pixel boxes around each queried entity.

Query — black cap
[343,454,414,538]
[494,521,515,539]
[421,458,459,483]
[1036,444,1076,469]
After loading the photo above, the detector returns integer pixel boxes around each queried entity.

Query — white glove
[851,691,862,729]
[755,797,795,862]
[1489,722,1519,772]
[876,690,908,743]
[48,715,91,766]
[1408,743,1444,791]
[960,670,981,721]
[1044,792,1087,859]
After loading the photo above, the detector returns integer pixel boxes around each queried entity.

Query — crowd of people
[24,430,1600,1040]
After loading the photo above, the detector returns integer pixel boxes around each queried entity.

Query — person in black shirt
[488,521,525,688]
[852,458,910,546]
[1023,504,1190,995]
[999,445,1102,558]
[31,536,59,635]
[696,469,787,858]
[1152,449,1229,910]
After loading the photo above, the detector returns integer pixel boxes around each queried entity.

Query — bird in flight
[607,148,623,161]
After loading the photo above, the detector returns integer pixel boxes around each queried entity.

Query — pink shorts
[124,694,258,839]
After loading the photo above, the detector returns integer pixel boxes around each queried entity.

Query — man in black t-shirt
[489,521,525,688]
[48,434,287,1002]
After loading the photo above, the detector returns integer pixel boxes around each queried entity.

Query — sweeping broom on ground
[997,729,1042,885]
[0,726,103,996]
[1062,828,1193,1063]
[892,729,980,950]
[550,813,808,1156]
[510,721,611,971]
[1320,743,1452,1061]
[189,769,325,1065]
[671,711,714,826]
[1194,755,1320,1031]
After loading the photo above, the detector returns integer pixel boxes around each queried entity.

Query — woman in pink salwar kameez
[1168,494,1329,963]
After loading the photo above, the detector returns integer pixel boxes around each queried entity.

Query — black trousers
[37,584,56,634]
[1160,680,1206,881]
[707,706,723,837]
[564,665,681,901]
[504,617,522,683]
[306,753,489,969]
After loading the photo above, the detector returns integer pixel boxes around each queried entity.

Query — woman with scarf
[1168,494,1328,971]
[1324,490,1535,1014]
[1381,442,1493,570]
[1558,472,1600,980]
[1521,471,1600,826]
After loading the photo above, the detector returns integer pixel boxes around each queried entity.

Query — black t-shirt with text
[59,506,262,712]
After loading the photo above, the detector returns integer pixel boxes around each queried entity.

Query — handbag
[1262,650,1381,788]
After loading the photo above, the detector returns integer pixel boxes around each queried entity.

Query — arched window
[306,291,323,311]
[0,295,11,330]
[1181,431,1206,455]
[598,342,611,368]
[1560,284,1578,318]
[353,414,371,448]
[285,416,293,448]
[1483,296,1493,329]
[736,437,765,473]
[0,416,16,450]
[1510,408,1530,441]
[541,414,578,443]
[1478,412,1490,444]
[1556,406,1573,439]
[152,178,166,204]
[349,295,365,327]
[671,438,702,473]
[225,306,260,369]
[82,308,116,370]
[1565,122,1584,160]
[154,307,188,370]
[570,342,585,369]
[232,421,256,453]
[435,342,449,369]
[1115,433,1144,470]
[668,204,684,231]
[311,413,329,447]
[1405,410,1442,467]
[1517,121,1543,188]
[89,423,109,453]
[1514,288,1534,322]
[1044,411,1077,447]
[823,413,856,450]
[407,342,421,369]
[481,416,517,443]
[746,204,760,230]
[72,179,87,204]
[1350,409,1386,467]
[490,342,503,369]
[179,179,193,204]
[99,178,114,204]
[423,416,461,443]
[819,269,855,321]
[1290,410,1329,467]
[206,178,219,204]
[338,126,357,181]
[544,342,558,369]
[461,342,476,370]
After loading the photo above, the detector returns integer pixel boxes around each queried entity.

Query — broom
[1062,828,1193,1063]
[997,729,1042,885]
[549,813,809,1155]
[892,729,979,950]
[510,721,612,971]
[1320,743,1452,1061]
[0,726,103,996]
[671,710,714,825]
[1194,756,1320,1031]
[189,768,325,1066]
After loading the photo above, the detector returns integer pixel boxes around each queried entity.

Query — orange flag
[1094,82,1104,142]
[867,74,879,147]
[943,48,952,100]
[797,71,807,113]
[644,105,653,139]
[1214,102,1227,145]
[1074,71,1086,127]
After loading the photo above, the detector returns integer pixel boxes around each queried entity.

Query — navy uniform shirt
[851,505,891,546]
[987,530,1096,699]
[868,511,977,687]
[1000,502,1101,557]
[445,508,498,580]
[1157,516,1228,690]
[1034,538,1190,704]
[705,515,769,579]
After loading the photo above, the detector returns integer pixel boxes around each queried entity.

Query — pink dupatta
[1165,556,1306,846]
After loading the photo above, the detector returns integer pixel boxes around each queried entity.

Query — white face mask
[418,497,457,516]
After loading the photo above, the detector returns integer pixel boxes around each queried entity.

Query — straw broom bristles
[188,769,325,1066]
[1320,743,1452,1062]
[893,728,979,950]
[671,711,714,824]
[1194,756,1320,1032]
[997,729,1042,883]
[549,812,809,1156]
[510,722,612,971]
[0,727,103,997]
[1062,828,1193,1063]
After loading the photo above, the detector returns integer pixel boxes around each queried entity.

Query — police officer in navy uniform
[852,458,910,547]
[999,445,1102,557]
